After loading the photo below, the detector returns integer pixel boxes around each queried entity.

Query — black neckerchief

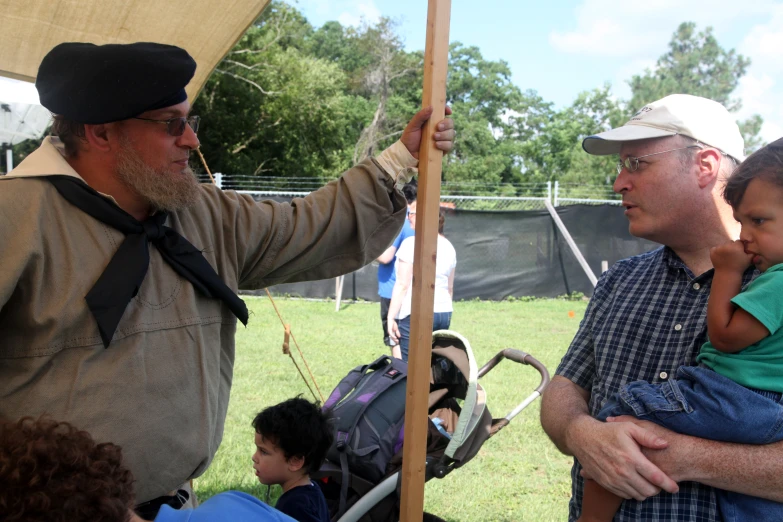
[46,175,248,347]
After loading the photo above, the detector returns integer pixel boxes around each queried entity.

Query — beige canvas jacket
[0,138,413,502]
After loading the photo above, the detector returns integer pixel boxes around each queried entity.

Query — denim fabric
[398,312,452,362]
[599,366,783,522]
[432,312,452,332]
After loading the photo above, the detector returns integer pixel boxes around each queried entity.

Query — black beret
[36,42,197,124]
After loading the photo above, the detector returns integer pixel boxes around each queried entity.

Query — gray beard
[116,137,201,213]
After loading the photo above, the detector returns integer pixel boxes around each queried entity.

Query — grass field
[193,296,587,521]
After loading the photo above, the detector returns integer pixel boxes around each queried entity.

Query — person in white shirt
[387,201,457,361]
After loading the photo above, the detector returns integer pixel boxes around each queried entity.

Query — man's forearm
[540,375,591,455]
[633,418,783,502]
[674,437,783,501]
[545,383,681,499]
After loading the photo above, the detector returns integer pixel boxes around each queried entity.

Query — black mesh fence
[245,201,659,301]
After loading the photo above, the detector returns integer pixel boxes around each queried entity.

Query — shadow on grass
[336,300,357,311]
[423,514,456,522]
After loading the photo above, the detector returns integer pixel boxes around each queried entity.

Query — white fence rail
[197,174,621,210]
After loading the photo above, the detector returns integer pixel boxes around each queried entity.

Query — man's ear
[696,148,722,189]
[82,123,117,153]
[287,455,306,473]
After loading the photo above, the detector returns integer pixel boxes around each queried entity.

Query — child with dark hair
[252,397,333,522]
[580,138,783,521]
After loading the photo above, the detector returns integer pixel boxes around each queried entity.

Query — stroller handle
[479,349,552,429]
[478,349,551,394]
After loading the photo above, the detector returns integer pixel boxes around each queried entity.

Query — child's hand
[710,240,753,272]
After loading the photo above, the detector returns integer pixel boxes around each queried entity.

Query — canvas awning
[1,102,52,146]
[0,0,271,100]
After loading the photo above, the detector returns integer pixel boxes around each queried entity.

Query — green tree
[628,22,762,150]
[518,85,624,188]
[738,114,764,152]
[523,21,764,189]
[193,7,764,194]
[307,17,426,165]
[441,43,530,193]
[342,18,420,164]
[193,1,368,181]
[193,3,428,183]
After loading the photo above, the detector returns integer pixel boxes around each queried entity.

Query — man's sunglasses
[133,115,200,136]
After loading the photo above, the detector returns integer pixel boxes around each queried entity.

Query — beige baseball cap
[582,94,745,161]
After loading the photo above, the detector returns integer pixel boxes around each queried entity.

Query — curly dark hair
[724,138,783,208]
[0,417,135,522]
[252,397,334,475]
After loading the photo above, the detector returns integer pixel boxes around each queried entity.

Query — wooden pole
[399,1,451,521]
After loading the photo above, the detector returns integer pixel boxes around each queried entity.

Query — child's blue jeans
[599,365,783,522]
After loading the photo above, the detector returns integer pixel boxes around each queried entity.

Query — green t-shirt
[698,263,783,393]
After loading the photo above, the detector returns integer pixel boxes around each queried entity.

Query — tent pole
[544,200,598,287]
[399,1,451,521]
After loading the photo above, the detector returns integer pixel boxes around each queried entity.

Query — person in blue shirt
[376,180,417,358]
[252,398,333,522]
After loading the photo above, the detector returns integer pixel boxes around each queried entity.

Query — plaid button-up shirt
[557,246,755,522]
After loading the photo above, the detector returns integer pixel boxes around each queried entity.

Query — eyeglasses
[132,115,200,136]
[616,143,703,175]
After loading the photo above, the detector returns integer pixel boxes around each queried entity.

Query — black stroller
[314,330,550,522]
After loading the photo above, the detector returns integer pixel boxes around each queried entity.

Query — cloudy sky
[296,0,783,143]
[3,0,781,144]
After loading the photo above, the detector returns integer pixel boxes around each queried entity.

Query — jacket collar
[5,136,84,181]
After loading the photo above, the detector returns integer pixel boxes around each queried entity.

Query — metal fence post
[547,180,551,205]
[214,172,223,190]
[554,180,559,207]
